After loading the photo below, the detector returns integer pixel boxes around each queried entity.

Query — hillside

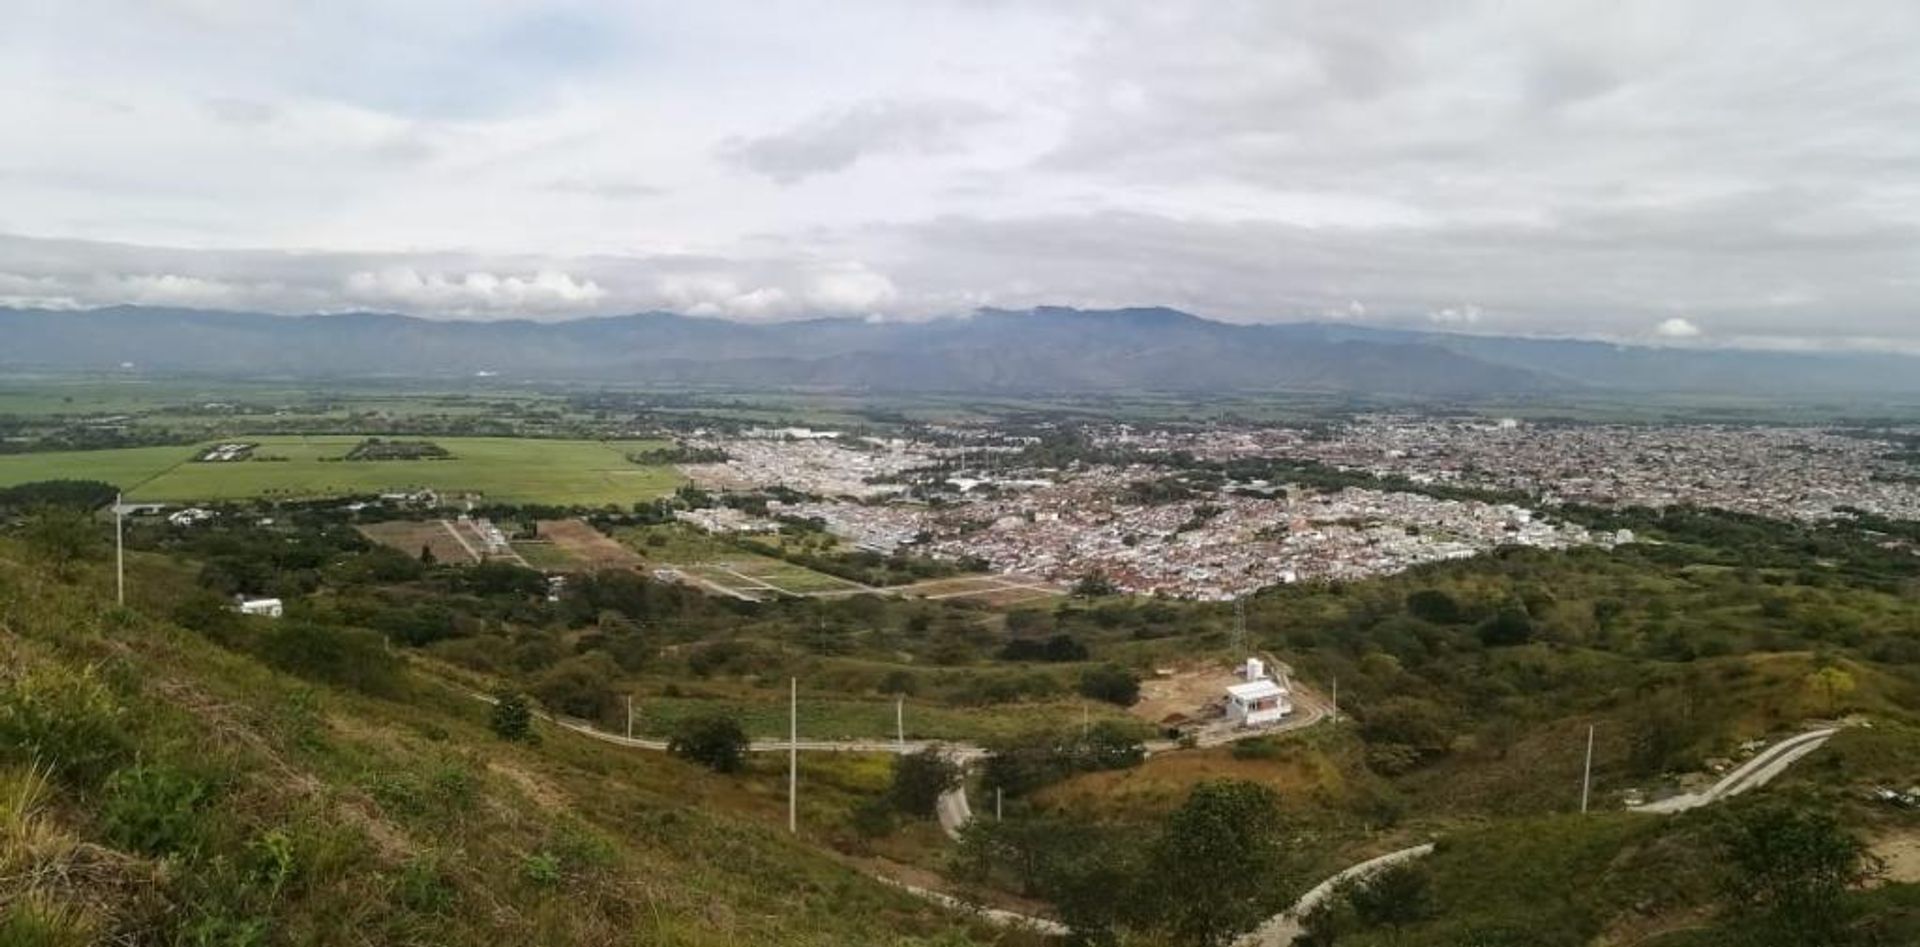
[0,543,1005,946]
[7,305,1920,398]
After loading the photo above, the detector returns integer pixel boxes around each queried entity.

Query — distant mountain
[3,304,1917,399]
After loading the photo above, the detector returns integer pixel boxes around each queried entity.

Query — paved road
[1235,844,1436,947]
[1631,727,1838,814]
[1236,726,1843,947]
[467,681,1330,934]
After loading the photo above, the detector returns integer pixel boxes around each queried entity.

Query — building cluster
[914,470,1605,599]
[668,417,1917,599]
[678,434,937,499]
[1106,418,1920,523]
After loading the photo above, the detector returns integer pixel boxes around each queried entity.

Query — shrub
[255,622,405,696]
[19,506,101,577]
[530,653,619,721]
[100,763,214,856]
[667,713,748,773]
[489,691,535,742]
[1077,664,1140,706]
[888,748,961,818]
[0,664,131,787]
[521,851,563,888]
[849,796,898,839]
[396,856,457,913]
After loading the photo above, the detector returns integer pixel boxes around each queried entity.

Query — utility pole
[626,694,634,741]
[1231,598,1246,654]
[895,697,904,749]
[788,677,798,835]
[995,787,1002,821]
[114,493,125,607]
[1581,724,1595,814]
[1330,674,1338,722]
[1081,702,1089,740]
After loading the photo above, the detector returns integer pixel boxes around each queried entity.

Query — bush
[255,622,405,696]
[489,691,535,742]
[1078,664,1140,706]
[667,713,748,773]
[849,796,898,839]
[889,748,961,818]
[530,653,619,721]
[0,664,131,787]
[19,505,101,576]
[101,763,214,856]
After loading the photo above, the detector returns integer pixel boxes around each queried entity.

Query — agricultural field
[357,519,481,564]
[615,523,869,599]
[533,518,645,570]
[0,435,683,505]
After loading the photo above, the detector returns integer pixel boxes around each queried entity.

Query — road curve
[1238,726,1842,947]
[1631,727,1839,814]
[1234,843,1437,947]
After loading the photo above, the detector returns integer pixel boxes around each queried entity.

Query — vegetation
[668,713,750,773]
[888,748,961,818]
[0,435,683,506]
[0,533,1005,946]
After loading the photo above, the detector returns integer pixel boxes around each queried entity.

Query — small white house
[1225,679,1292,728]
[236,597,284,618]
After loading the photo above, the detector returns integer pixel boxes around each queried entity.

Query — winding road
[1233,725,1844,947]
[472,679,1839,943]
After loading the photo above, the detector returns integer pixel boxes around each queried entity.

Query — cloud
[719,99,1000,183]
[342,268,606,314]
[4,2,1920,351]
[1655,317,1703,338]
[1429,305,1483,326]
[804,262,896,312]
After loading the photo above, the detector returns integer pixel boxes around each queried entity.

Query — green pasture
[632,694,1131,742]
[0,435,682,505]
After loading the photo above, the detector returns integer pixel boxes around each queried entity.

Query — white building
[236,597,284,618]
[1225,677,1292,728]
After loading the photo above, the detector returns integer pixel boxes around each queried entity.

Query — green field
[633,694,1132,742]
[0,435,683,505]
[614,524,867,597]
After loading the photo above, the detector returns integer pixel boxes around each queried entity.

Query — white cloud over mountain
[1,1,1918,348]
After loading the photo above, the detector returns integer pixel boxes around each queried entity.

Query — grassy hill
[0,543,1007,946]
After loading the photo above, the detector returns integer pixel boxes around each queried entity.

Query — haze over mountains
[4,304,1918,399]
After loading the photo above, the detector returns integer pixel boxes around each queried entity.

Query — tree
[888,747,961,818]
[668,713,748,773]
[1477,606,1534,647]
[20,505,100,577]
[1137,780,1290,946]
[1346,863,1436,928]
[489,691,535,742]
[1072,571,1117,598]
[1803,666,1856,716]
[530,652,619,720]
[1718,798,1880,945]
[1079,664,1141,706]
[419,543,436,565]
[1405,588,1463,624]
[256,622,405,697]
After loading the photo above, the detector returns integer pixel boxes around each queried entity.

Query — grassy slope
[0,436,683,505]
[0,546,1005,946]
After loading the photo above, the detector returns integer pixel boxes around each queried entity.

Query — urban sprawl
[671,418,1920,600]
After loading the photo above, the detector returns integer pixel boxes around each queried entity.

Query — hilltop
[6,305,1920,399]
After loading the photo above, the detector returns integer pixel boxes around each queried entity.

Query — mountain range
[4,304,1918,399]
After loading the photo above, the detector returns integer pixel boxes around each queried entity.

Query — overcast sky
[4,0,1919,349]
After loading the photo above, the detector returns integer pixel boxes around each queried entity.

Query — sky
[3,0,1919,350]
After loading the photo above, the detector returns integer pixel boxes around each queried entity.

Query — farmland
[613,522,872,599]
[0,435,683,505]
